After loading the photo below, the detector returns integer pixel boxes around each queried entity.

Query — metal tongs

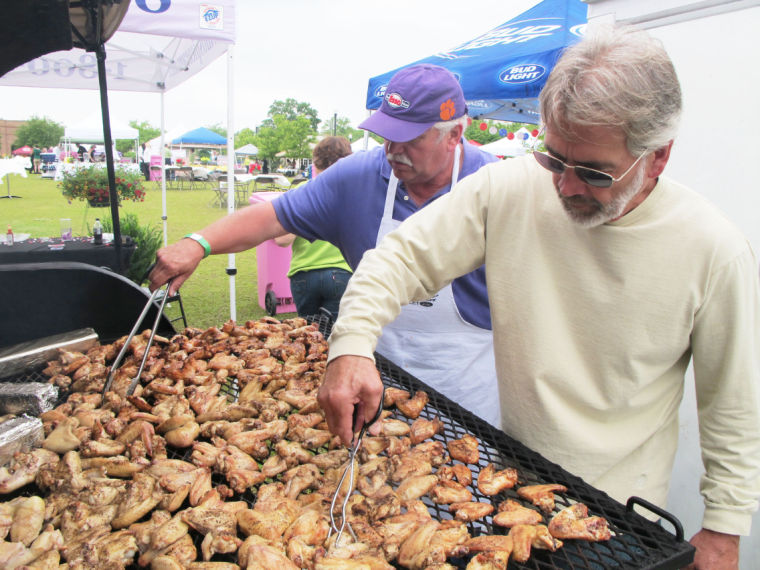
[102,277,172,397]
[328,385,385,546]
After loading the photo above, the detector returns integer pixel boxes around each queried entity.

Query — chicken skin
[447,434,479,464]
[476,464,518,496]
[548,503,612,541]
[492,499,543,528]
[448,501,494,522]
[429,479,473,504]
[516,484,567,513]
[509,524,562,562]
[396,390,429,419]
[409,417,443,445]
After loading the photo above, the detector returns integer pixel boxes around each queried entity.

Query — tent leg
[96,43,123,273]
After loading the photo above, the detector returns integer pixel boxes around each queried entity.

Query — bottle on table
[93,218,103,245]
[6,225,13,246]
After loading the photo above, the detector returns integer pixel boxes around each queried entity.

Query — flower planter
[88,197,111,207]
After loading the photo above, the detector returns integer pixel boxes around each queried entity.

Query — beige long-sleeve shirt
[329,156,760,535]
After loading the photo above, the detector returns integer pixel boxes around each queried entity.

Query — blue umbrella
[172,127,227,145]
[365,0,587,124]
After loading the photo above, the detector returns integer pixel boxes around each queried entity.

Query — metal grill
[0,315,695,569]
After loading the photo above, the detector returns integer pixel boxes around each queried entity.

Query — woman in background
[274,136,353,318]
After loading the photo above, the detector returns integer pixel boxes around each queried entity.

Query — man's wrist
[183,233,211,258]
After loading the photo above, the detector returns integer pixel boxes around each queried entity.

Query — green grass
[1,172,296,329]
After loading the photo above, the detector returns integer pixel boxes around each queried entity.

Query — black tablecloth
[0,238,134,273]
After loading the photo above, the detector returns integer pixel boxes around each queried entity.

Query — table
[0,237,135,273]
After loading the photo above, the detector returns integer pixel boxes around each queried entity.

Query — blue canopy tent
[172,127,228,146]
[365,0,587,124]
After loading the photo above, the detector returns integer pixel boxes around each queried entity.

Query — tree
[234,128,257,149]
[263,99,320,132]
[129,120,160,145]
[253,114,315,161]
[206,124,227,138]
[14,116,64,149]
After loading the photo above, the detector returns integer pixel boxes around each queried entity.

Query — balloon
[499,129,507,137]
[479,122,487,131]
[531,129,539,137]
[489,126,497,135]
[506,132,515,140]
[522,133,529,140]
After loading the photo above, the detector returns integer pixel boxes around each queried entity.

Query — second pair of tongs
[328,385,385,546]
[102,280,172,397]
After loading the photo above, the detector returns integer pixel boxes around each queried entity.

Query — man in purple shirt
[150,64,501,425]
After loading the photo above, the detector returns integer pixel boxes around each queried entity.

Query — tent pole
[96,42,123,273]
[160,90,168,247]
[226,44,237,322]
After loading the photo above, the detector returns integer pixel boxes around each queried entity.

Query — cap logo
[385,92,410,109]
[439,99,456,121]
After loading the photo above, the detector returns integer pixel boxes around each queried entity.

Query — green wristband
[183,233,211,258]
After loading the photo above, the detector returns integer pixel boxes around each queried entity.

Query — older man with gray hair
[150,64,502,426]
[318,26,760,568]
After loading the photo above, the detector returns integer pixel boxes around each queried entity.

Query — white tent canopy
[64,115,138,142]
[0,1,242,320]
[478,136,528,158]
[235,143,259,155]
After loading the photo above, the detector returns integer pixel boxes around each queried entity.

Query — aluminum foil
[0,415,44,467]
[0,382,59,416]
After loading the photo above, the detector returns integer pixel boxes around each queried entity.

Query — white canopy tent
[0,1,242,320]
[64,114,139,142]
[476,137,527,158]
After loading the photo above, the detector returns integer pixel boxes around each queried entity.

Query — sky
[0,0,542,135]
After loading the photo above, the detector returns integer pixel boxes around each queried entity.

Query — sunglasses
[532,147,646,189]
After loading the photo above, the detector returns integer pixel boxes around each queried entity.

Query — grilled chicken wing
[437,463,472,487]
[429,479,473,504]
[0,448,59,494]
[516,484,567,513]
[492,499,543,528]
[409,417,443,445]
[509,524,562,563]
[395,474,439,502]
[447,434,479,464]
[548,503,611,541]
[466,549,510,570]
[396,390,429,419]
[448,501,494,522]
[476,464,518,496]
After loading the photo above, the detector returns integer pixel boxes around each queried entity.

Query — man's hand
[685,529,739,569]
[317,355,384,446]
[149,238,206,296]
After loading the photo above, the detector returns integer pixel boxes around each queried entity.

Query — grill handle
[626,496,685,542]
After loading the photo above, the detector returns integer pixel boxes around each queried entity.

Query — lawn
[0,172,295,329]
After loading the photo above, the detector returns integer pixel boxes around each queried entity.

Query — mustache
[386,152,413,167]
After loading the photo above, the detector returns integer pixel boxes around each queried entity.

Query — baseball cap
[359,64,467,143]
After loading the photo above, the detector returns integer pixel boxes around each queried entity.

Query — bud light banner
[120,0,235,43]
[365,0,587,124]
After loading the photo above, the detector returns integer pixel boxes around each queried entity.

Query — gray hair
[539,25,682,155]
[433,115,469,141]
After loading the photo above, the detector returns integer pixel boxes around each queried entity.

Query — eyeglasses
[533,149,646,189]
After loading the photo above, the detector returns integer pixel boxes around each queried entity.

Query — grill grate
[0,315,694,569]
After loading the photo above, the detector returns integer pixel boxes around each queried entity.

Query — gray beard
[557,164,646,228]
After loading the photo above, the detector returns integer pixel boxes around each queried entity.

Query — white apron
[374,146,500,426]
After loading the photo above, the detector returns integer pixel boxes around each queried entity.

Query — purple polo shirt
[272,143,496,329]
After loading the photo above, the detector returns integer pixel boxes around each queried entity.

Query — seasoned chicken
[476,464,518,496]
[390,452,433,483]
[310,448,350,470]
[448,501,494,522]
[236,500,300,541]
[81,528,139,568]
[0,525,64,569]
[238,535,298,570]
[383,387,411,408]
[219,444,266,494]
[111,473,164,529]
[283,508,330,547]
[464,534,513,554]
[409,417,443,445]
[376,510,431,561]
[282,463,322,499]
[137,511,189,567]
[466,549,510,570]
[430,479,473,504]
[11,495,45,546]
[492,499,543,528]
[509,523,562,562]
[396,390,429,419]
[395,474,439,502]
[548,503,611,541]
[437,463,472,486]
[516,483,567,513]
[397,519,469,569]
[0,448,59,494]
[447,434,479,464]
